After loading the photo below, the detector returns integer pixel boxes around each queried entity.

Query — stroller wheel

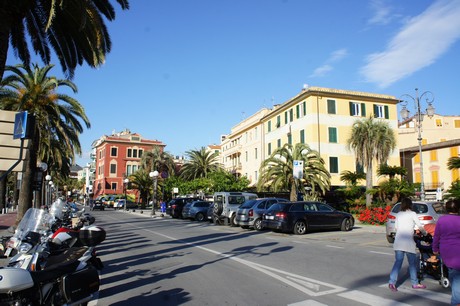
[440,277,450,288]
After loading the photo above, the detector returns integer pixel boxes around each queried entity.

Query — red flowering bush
[358,205,392,225]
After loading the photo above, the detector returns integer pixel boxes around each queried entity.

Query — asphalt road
[87,209,451,306]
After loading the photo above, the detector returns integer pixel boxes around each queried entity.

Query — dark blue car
[181,200,213,221]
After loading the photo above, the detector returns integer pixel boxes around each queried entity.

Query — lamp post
[49,181,54,204]
[400,88,435,201]
[149,171,159,217]
[45,175,52,207]
[123,178,129,211]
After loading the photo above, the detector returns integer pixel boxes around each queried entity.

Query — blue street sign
[13,111,28,139]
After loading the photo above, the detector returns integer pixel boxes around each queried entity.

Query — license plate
[266,216,274,220]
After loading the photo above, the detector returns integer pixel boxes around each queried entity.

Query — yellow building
[221,86,401,187]
[398,114,460,198]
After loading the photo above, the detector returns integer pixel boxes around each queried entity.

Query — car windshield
[240,200,257,208]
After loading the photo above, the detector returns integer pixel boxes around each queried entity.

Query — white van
[212,192,258,226]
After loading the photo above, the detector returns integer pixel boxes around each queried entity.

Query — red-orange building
[92,129,165,198]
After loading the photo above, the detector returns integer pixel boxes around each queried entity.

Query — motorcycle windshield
[13,208,53,241]
[49,199,66,220]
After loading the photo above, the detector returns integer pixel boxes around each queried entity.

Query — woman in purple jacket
[432,199,460,306]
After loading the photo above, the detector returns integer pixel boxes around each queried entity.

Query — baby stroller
[414,232,450,288]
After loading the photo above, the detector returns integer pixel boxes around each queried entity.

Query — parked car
[114,199,138,210]
[262,201,354,235]
[166,197,200,218]
[212,192,258,226]
[385,201,446,243]
[182,201,213,221]
[236,198,288,230]
[92,199,105,211]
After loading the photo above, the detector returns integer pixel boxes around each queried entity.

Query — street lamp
[49,181,54,204]
[400,88,435,201]
[45,175,52,207]
[149,171,159,217]
[123,178,129,211]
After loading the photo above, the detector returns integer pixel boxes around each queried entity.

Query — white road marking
[378,284,451,304]
[288,300,328,306]
[325,245,343,249]
[338,290,412,306]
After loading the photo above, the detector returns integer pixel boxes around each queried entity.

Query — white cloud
[361,0,460,88]
[368,0,392,25]
[310,48,347,77]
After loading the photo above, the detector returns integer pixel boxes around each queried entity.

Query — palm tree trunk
[365,163,373,207]
[290,179,297,201]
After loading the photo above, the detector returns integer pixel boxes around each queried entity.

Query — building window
[329,157,339,174]
[111,147,117,157]
[303,101,306,116]
[430,150,437,161]
[255,148,258,159]
[288,133,292,145]
[296,104,300,118]
[328,127,337,143]
[127,149,132,158]
[110,163,117,174]
[300,129,305,144]
[284,111,288,124]
[111,182,117,190]
[373,104,389,119]
[349,102,366,117]
[133,149,138,158]
[254,171,258,181]
[289,109,293,122]
[277,139,281,148]
[455,120,460,128]
[268,143,272,155]
[327,99,336,114]
[254,127,258,140]
[436,119,442,127]
[276,115,281,128]
[245,151,248,162]
[267,121,271,132]
[127,165,132,175]
[139,149,143,158]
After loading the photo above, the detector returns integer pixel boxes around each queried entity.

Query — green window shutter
[285,111,288,124]
[303,101,306,116]
[277,139,281,148]
[296,105,300,118]
[384,105,389,119]
[267,121,271,132]
[290,109,293,122]
[361,103,366,117]
[328,127,337,143]
[288,134,292,145]
[276,115,280,127]
[300,129,305,144]
[373,104,378,118]
[268,143,271,155]
[349,102,353,116]
[329,157,339,173]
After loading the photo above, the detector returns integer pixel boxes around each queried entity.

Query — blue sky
[6,0,460,166]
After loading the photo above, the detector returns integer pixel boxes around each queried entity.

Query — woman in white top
[388,197,427,291]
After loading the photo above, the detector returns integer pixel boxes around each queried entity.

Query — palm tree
[447,156,460,170]
[0,63,90,221]
[180,147,222,181]
[347,117,396,207]
[340,170,366,186]
[140,147,176,178]
[377,164,407,180]
[129,169,155,209]
[258,143,331,201]
[0,0,129,79]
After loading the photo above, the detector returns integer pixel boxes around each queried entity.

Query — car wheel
[341,218,352,231]
[254,218,264,231]
[293,220,307,235]
[386,235,395,243]
[230,215,238,227]
[195,213,205,222]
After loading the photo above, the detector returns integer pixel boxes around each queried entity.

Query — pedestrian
[388,197,427,291]
[432,199,460,306]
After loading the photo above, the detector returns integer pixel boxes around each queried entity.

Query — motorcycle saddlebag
[61,267,99,302]
[78,226,106,247]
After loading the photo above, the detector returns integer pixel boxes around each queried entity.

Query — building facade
[398,114,460,196]
[221,86,401,188]
[92,129,165,198]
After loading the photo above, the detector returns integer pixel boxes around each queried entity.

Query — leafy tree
[258,143,331,201]
[140,147,176,178]
[447,156,460,170]
[208,171,250,192]
[129,169,157,209]
[346,117,396,207]
[180,147,222,181]
[446,180,460,200]
[377,164,407,180]
[0,63,90,220]
[374,178,414,205]
[0,0,130,79]
[340,170,366,186]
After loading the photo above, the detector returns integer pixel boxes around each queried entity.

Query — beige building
[398,114,460,196]
[221,86,401,187]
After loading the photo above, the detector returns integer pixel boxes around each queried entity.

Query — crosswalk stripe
[338,290,412,306]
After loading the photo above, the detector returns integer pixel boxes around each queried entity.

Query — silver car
[235,198,288,231]
[385,201,446,243]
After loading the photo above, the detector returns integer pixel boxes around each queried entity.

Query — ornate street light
[400,88,435,201]
[123,178,129,211]
[149,171,159,217]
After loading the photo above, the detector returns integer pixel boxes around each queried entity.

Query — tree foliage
[257,143,331,201]
[180,147,222,180]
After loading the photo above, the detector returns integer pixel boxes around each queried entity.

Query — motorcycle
[0,203,106,305]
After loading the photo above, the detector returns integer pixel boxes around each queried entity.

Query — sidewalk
[0,209,17,237]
